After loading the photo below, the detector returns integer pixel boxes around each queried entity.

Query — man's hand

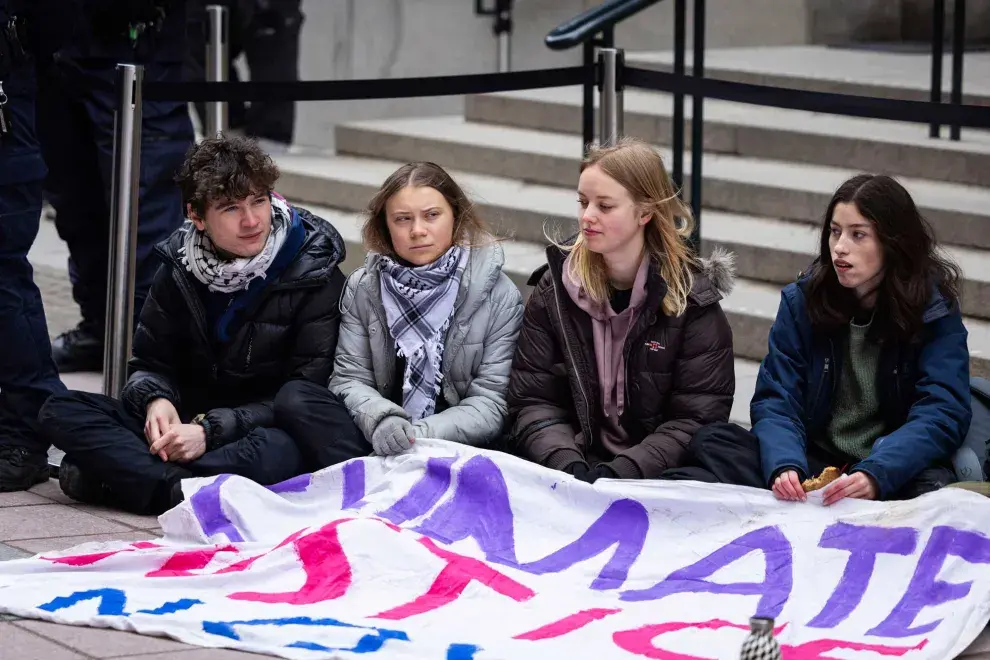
[145,398,180,460]
[772,470,807,502]
[149,424,207,463]
[822,472,878,506]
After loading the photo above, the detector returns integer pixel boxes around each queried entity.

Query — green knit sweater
[826,320,886,460]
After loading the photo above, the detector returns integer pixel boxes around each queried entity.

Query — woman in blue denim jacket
[665,174,972,505]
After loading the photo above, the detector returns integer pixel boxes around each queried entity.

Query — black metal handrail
[544,0,663,50]
[544,0,702,244]
[544,0,670,160]
[929,0,968,140]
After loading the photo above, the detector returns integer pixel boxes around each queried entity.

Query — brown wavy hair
[363,162,492,257]
[805,174,961,343]
[175,133,280,216]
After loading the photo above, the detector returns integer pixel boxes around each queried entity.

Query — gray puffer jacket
[329,242,524,446]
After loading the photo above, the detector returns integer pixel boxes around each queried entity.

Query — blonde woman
[277,161,524,464]
[507,138,736,482]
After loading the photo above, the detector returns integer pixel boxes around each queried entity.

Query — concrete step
[625,46,990,106]
[465,87,990,187]
[275,152,990,380]
[333,115,990,251]
[701,212,990,320]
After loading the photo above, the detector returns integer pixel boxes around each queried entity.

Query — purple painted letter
[808,523,918,629]
[414,455,517,564]
[518,498,648,590]
[869,526,990,638]
[377,456,456,524]
[619,525,793,619]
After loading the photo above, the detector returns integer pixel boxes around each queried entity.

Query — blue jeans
[0,64,66,451]
[36,57,194,335]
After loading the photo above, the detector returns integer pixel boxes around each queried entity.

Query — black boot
[0,446,50,492]
[58,458,112,505]
[51,323,104,373]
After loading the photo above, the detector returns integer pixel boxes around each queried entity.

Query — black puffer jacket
[121,207,346,449]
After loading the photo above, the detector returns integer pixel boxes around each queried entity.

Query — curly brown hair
[362,162,492,257]
[174,134,280,216]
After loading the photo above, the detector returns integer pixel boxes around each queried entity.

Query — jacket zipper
[171,264,219,380]
[812,356,830,418]
[550,275,591,441]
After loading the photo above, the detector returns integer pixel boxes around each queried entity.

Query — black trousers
[38,391,306,514]
[662,422,956,501]
[274,380,372,471]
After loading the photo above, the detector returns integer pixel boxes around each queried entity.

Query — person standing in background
[186,0,303,146]
[37,0,196,373]
[0,0,78,491]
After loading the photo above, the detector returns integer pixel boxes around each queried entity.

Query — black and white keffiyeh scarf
[379,246,468,422]
[179,195,292,293]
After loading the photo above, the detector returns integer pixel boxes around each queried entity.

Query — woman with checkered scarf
[275,162,524,464]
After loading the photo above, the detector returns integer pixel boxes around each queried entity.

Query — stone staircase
[274,46,990,426]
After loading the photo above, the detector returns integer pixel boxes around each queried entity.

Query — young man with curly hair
[37,135,364,514]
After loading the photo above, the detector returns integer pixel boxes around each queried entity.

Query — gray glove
[371,416,415,456]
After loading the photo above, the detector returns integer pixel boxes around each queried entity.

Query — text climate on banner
[0,439,989,659]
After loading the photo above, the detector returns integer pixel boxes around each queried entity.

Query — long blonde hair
[561,137,698,317]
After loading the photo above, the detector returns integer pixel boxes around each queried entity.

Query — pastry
[801,466,842,492]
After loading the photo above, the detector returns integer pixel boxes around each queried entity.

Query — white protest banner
[1,439,989,659]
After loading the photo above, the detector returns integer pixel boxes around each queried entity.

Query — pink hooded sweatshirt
[562,252,650,454]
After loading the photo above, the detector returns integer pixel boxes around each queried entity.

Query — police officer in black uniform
[38,0,195,372]
[0,0,78,491]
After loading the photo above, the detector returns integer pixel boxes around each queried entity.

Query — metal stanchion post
[929,0,946,139]
[494,0,513,72]
[102,64,143,399]
[671,0,686,190]
[582,40,595,153]
[688,0,706,248]
[598,48,623,147]
[205,4,229,136]
[949,0,966,141]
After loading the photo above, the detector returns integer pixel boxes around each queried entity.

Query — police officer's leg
[0,64,67,490]
[129,62,194,323]
[36,59,110,371]
[243,0,303,144]
[81,62,192,332]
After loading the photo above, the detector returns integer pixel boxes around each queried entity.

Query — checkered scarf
[179,195,291,293]
[379,246,467,422]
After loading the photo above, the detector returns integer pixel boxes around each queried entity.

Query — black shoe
[169,480,185,509]
[0,446,50,492]
[58,459,111,505]
[51,324,104,373]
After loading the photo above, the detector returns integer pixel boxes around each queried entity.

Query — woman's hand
[772,470,807,502]
[822,472,878,506]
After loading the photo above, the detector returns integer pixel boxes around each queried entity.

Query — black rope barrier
[143,62,989,130]
[143,66,592,102]
[623,66,990,129]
